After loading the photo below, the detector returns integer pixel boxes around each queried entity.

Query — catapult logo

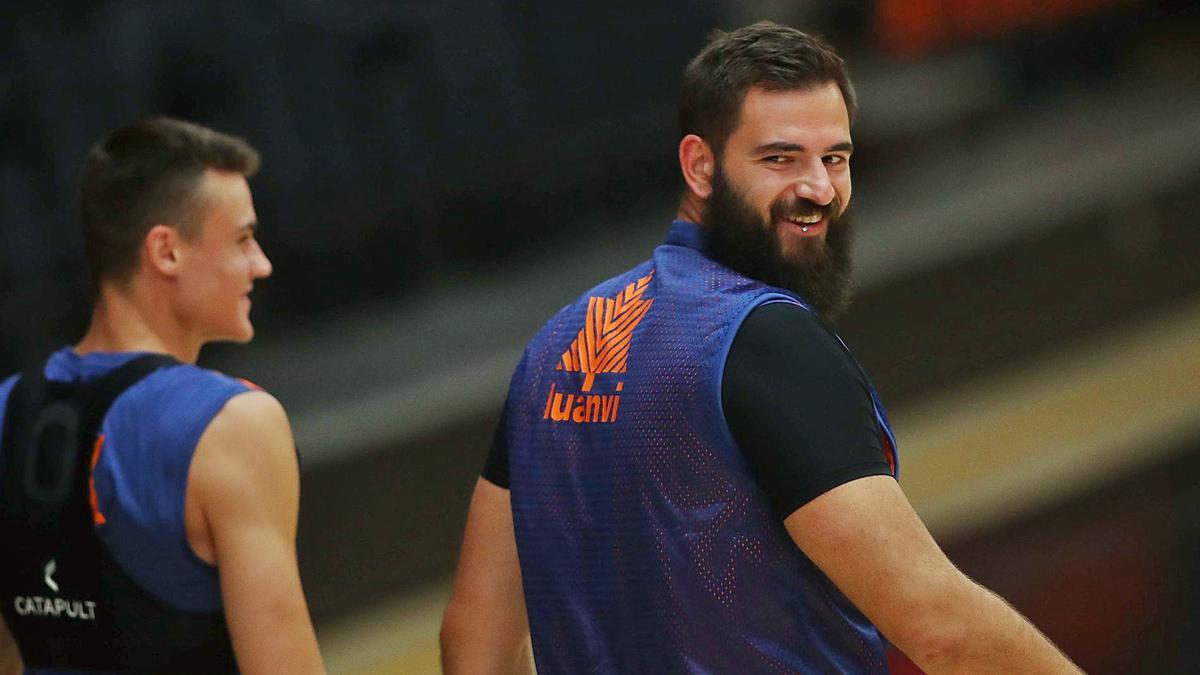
[544,271,654,424]
[13,558,98,622]
[44,559,59,593]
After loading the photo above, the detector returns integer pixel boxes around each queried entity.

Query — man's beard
[702,164,855,322]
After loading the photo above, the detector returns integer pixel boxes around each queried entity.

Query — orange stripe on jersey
[238,377,263,391]
[89,434,107,526]
[881,431,897,475]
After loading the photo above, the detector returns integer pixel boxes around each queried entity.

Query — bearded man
[442,22,1079,674]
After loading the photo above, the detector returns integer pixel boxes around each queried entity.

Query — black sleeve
[722,302,893,520]
[480,411,510,489]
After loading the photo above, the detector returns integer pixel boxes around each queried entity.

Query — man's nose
[792,159,835,206]
[253,241,273,278]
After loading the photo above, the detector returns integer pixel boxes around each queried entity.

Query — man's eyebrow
[753,141,805,154]
[751,141,854,154]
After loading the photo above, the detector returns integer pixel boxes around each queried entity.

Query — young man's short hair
[79,117,260,284]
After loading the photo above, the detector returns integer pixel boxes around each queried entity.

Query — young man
[441,23,1081,673]
[0,118,325,674]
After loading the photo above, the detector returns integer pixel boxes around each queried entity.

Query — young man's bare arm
[190,391,324,675]
[441,477,534,675]
[0,616,21,675]
[786,474,1080,674]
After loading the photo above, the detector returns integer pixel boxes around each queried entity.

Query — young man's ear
[143,224,182,278]
[679,134,715,200]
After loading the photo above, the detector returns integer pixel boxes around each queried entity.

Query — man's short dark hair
[679,22,857,155]
[79,116,260,284]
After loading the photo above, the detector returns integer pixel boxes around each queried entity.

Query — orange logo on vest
[545,271,654,423]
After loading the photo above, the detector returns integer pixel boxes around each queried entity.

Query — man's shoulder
[151,367,278,436]
[511,260,658,379]
[536,260,657,330]
[0,357,250,438]
[191,390,294,503]
[577,260,658,304]
[102,363,262,456]
[205,389,289,441]
[139,362,257,401]
[737,300,828,339]
[734,301,854,366]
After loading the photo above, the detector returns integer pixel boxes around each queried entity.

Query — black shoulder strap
[0,353,219,674]
[1,353,179,533]
[78,353,180,421]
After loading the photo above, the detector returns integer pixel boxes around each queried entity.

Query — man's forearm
[440,620,534,675]
[914,580,1081,674]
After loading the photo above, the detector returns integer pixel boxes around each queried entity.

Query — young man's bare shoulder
[203,389,293,457]
[216,388,287,422]
[189,389,297,521]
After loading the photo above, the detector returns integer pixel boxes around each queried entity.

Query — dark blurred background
[3,1,1199,672]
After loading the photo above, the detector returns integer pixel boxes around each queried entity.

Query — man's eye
[763,155,790,164]
[824,155,847,165]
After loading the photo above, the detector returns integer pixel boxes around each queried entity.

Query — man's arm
[189,391,324,674]
[0,616,21,675]
[786,474,1080,673]
[441,477,534,675]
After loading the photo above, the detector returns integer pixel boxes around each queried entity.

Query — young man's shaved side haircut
[79,117,261,285]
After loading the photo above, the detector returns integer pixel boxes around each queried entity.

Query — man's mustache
[770,197,841,224]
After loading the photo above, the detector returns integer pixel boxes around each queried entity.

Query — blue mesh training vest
[504,220,899,674]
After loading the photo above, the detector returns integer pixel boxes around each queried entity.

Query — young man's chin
[211,323,256,345]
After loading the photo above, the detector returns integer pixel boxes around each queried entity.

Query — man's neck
[75,282,200,364]
[676,192,705,225]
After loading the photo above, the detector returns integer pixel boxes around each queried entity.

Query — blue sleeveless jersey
[0,349,250,675]
[504,220,899,674]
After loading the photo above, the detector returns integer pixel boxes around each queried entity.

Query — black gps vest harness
[0,354,239,674]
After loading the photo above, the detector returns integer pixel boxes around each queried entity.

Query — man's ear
[679,134,715,200]
[143,224,182,278]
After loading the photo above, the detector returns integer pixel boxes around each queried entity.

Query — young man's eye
[823,155,848,166]
[763,155,790,165]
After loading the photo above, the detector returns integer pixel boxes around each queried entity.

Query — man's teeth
[787,214,822,224]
